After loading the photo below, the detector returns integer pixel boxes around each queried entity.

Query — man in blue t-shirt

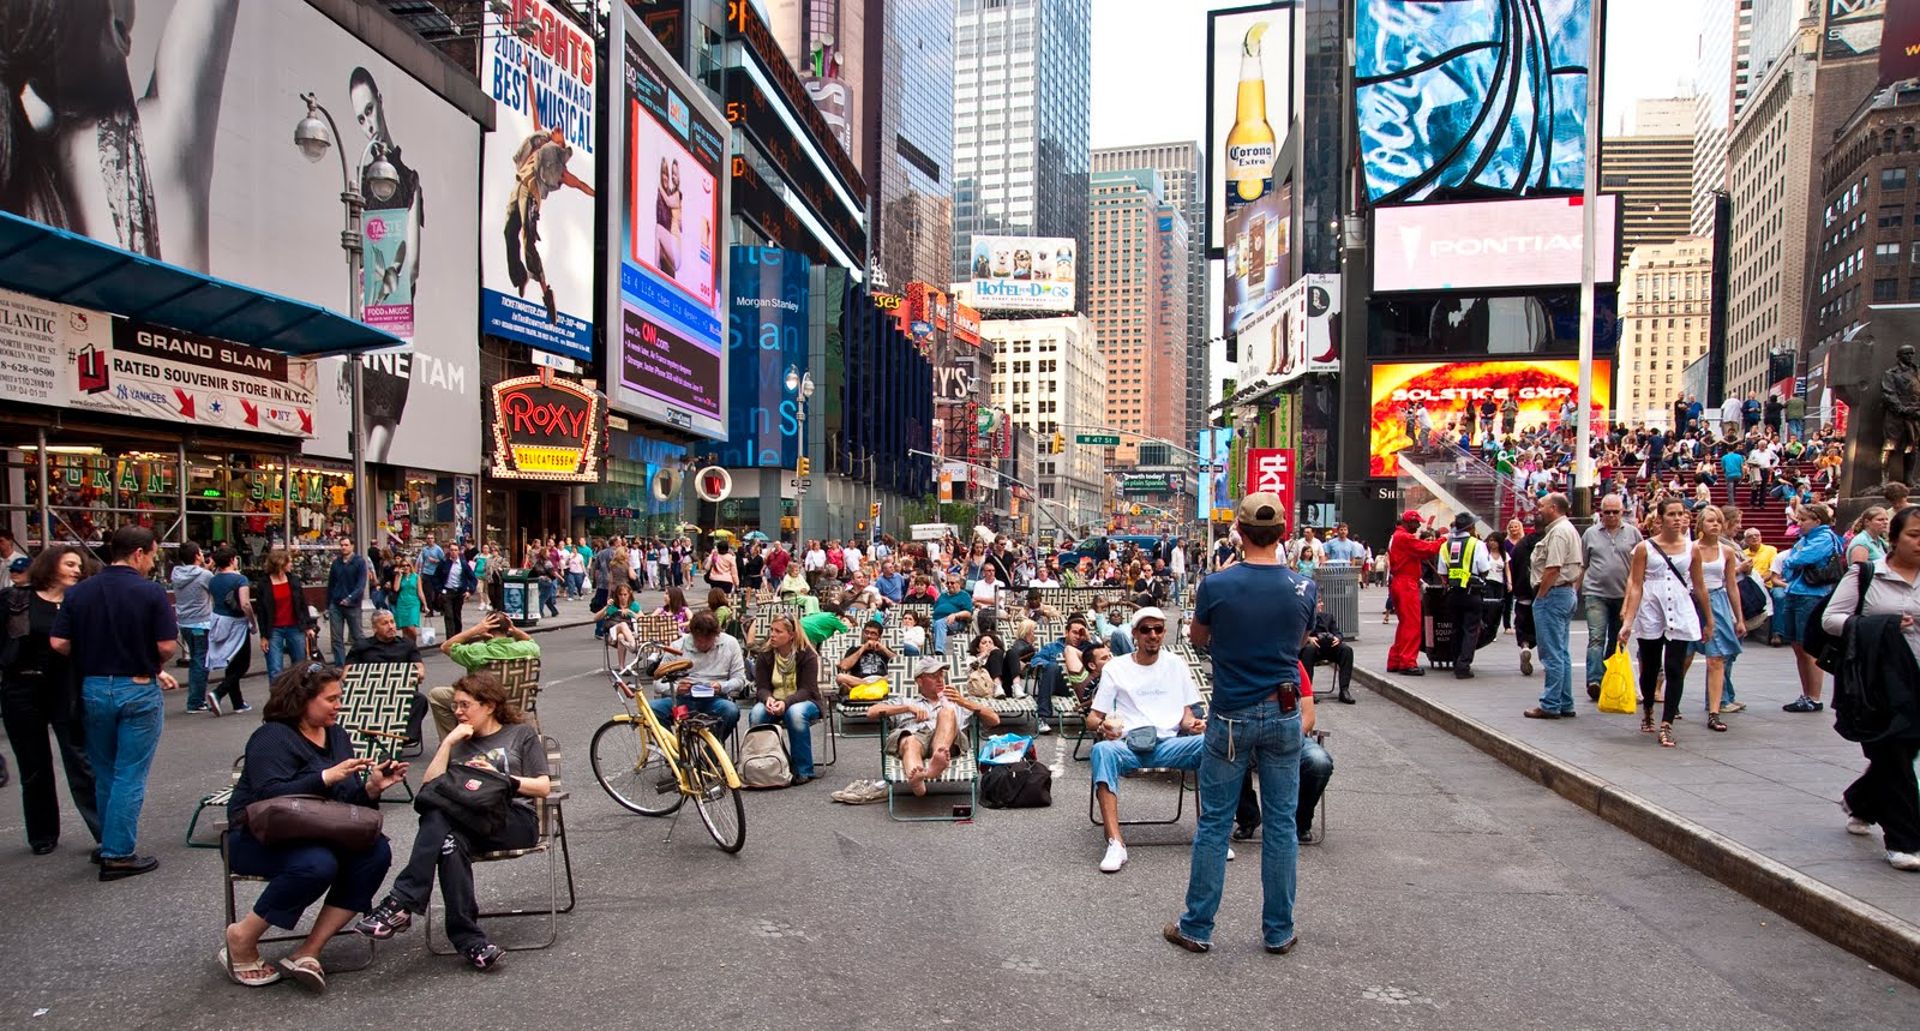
[1166,492,1314,958]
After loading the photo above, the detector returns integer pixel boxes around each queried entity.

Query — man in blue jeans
[169,543,216,712]
[1166,491,1314,956]
[325,537,369,665]
[51,525,179,880]
[1524,494,1585,719]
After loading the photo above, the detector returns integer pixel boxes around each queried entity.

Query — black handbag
[413,762,516,837]
[243,794,384,851]
[980,753,1052,809]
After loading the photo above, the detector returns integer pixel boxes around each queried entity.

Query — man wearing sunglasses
[1088,607,1205,873]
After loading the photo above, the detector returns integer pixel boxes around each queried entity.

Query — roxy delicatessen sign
[488,371,607,481]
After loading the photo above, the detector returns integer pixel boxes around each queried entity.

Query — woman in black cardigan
[221,664,408,992]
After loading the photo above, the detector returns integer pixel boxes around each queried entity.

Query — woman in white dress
[1617,498,1711,748]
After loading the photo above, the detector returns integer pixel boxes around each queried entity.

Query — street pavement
[1345,590,1920,966]
[0,591,1915,1029]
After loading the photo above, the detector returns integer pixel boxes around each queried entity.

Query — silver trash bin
[1313,564,1362,640]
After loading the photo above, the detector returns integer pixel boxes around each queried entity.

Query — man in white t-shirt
[844,543,864,577]
[971,564,1002,628]
[1718,395,1744,436]
[1088,607,1206,873]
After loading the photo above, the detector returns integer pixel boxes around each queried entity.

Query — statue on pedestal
[1882,344,1920,488]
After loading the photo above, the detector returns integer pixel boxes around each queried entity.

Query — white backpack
[738,725,792,789]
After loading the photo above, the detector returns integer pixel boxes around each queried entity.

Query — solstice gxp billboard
[719,246,810,468]
[1369,359,1611,476]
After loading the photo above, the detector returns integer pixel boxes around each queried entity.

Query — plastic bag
[979,733,1035,765]
[1597,647,1636,714]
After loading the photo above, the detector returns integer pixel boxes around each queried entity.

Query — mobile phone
[951,803,973,821]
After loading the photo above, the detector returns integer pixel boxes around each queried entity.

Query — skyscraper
[866,0,954,289]
[1693,0,1754,236]
[1603,100,1697,253]
[1089,168,1189,464]
[1615,238,1715,425]
[1093,142,1207,444]
[952,0,1092,298]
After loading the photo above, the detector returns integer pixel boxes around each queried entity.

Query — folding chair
[338,662,420,804]
[220,828,375,969]
[426,733,575,952]
[489,657,544,733]
[1085,744,1196,827]
[186,756,243,848]
[882,725,978,822]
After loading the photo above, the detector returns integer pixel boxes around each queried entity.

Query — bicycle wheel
[590,718,684,817]
[686,733,746,853]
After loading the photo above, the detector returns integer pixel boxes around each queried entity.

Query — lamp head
[294,96,333,163]
[365,146,401,203]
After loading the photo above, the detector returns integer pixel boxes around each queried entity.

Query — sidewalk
[1348,612,1920,984]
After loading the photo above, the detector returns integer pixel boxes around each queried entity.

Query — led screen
[1368,359,1611,476]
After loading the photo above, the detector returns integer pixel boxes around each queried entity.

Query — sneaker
[1099,839,1129,873]
[1721,701,1746,714]
[185,705,211,714]
[1888,851,1920,872]
[231,703,253,713]
[834,780,888,805]
[1036,721,1054,736]
[206,694,222,717]
[465,941,505,971]
[1520,648,1533,676]
[1781,696,1823,713]
[1847,817,1874,836]
[1232,822,1258,842]
[352,898,413,940]
[1227,846,1237,862]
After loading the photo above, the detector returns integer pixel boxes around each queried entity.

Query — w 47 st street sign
[1075,433,1121,446]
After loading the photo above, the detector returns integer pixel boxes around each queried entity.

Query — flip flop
[216,947,281,988]
[277,955,326,995]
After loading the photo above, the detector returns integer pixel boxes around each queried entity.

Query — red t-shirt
[1297,661,1314,698]
[271,579,296,629]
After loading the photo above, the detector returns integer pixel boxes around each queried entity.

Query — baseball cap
[7,555,28,573]
[913,656,947,678]
[1237,492,1287,528]
[1400,510,1424,525]
[1129,606,1167,629]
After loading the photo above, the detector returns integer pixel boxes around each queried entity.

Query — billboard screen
[0,2,484,473]
[1223,180,1291,337]
[1882,0,1920,81]
[719,246,810,468]
[1354,0,1592,204]
[1828,0,1887,59]
[1205,4,1294,252]
[480,0,599,360]
[1197,428,1235,522]
[611,8,731,438]
[1368,359,1612,476]
[1373,195,1620,292]
[965,235,1077,312]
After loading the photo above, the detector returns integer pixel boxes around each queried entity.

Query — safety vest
[1444,535,1479,588]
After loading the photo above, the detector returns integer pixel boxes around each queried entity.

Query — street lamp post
[785,365,815,550]
[294,93,399,553]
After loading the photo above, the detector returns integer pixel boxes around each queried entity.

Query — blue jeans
[566,571,585,598]
[181,627,210,708]
[1180,699,1303,948]
[1090,735,1204,792]
[932,613,968,653]
[539,579,560,617]
[1768,586,1790,638]
[1780,591,1824,645]
[1582,595,1624,689]
[1107,629,1133,657]
[749,700,821,777]
[266,626,308,680]
[1787,418,1804,440]
[1534,585,1577,714]
[81,676,165,859]
[650,694,741,742]
[1298,737,1333,833]
[327,604,364,666]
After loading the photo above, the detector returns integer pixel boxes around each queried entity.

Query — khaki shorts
[889,723,943,757]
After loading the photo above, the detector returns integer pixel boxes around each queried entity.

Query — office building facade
[1088,168,1189,465]
[985,314,1107,531]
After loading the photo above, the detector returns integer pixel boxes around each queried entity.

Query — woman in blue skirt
[1692,506,1744,733]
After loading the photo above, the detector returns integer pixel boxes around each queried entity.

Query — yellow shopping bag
[1597,647,1636,714]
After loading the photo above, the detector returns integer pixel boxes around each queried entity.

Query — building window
[1884,167,1910,191]
[1876,278,1900,302]
[1882,204,1907,228]
[1879,242,1902,263]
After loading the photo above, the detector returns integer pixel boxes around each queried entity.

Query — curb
[1353,666,1920,987]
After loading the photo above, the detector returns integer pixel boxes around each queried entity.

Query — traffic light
[869,502,880,519]
[797,456,810,477]
[1052,433,1064,454]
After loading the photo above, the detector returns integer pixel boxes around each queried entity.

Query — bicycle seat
[678,711,723,732]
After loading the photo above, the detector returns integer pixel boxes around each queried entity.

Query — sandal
[1641,712,1656,733]
[277,955,327,995]
[1657,722,1676,748]
[216,947,281,988]
[1706,712,1728,732]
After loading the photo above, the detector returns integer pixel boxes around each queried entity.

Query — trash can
[501,571,540,626]
[1313,564,1362,641]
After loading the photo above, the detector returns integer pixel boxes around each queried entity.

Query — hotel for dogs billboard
[964,235,1077,313]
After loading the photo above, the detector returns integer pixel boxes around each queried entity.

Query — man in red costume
[1386,511,1442,675]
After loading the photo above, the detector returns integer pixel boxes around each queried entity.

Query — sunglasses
[1135,624,1166,636]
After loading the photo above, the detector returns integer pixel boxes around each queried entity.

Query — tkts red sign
[1244,447,1295,521]
[488,371,606,482]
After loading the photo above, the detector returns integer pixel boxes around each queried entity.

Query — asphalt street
[0,615,1915,1030]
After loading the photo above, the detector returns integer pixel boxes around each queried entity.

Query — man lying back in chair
[1088,607,1206,874]
[348,610,428,745]
[868,657,1000,796]
[426,612,541,739]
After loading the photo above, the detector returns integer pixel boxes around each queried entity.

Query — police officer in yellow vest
[1437,511,1493,679]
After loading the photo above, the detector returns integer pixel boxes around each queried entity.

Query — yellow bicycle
[589,647,746,853]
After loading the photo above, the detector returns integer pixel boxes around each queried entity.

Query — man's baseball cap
[1237,492,1287,528]
[7,556,28,573]
[1130,606,1168,629]
[913,656,947,678]
[1400,510,1423,525]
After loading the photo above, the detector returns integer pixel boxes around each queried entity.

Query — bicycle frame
[608,672,744,792]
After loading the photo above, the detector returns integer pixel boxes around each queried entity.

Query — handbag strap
[1651,542,1693,592]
